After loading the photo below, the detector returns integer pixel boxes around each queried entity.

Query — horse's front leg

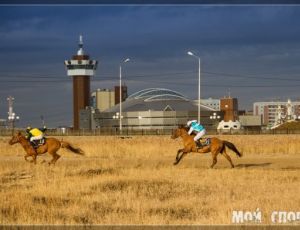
[176,149,183,161]
[31,154,37,164]
[174,152,188,165]
[24,154,36,164]
[24,155,30,162]
[174,148,190,165]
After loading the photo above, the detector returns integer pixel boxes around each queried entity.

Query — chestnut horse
[9,131,84,165]
[171,126,242,168]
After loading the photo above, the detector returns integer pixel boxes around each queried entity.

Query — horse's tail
[61,141,85,155]
[222,141,242,157]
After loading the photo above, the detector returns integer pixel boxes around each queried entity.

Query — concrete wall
[90,110,223,130]
[239,115,262,127]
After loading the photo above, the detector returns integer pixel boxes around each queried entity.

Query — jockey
[25,126,47,147]
[187,120,206,148]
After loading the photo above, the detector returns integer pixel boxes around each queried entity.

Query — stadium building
[80,88,223,130]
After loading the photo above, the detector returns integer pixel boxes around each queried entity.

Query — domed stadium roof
[128,88,188,101]
[104,88,216,113]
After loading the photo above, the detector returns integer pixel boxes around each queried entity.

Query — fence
[2,127,300,136]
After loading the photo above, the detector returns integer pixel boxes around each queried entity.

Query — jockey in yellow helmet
[25,126,47,147]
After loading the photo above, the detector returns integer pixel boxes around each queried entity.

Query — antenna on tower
[79,34,83,47]
[77,34,84,55]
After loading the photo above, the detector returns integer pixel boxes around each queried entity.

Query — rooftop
[128,88,189,102]
[105,88,216,113]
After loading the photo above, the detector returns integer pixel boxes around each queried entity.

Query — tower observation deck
[64,35,98,130]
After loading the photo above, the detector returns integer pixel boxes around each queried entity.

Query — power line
[203,71,300,82]
[1,70,300,88]
[119,79,300,88]
[2,69,300,81]
[2,78,300,88]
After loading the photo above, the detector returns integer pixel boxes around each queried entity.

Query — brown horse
[9,131,84,165]
[171,126,242,168]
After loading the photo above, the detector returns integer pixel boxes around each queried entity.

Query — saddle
[31,138,46,148]
[195,138,211,148]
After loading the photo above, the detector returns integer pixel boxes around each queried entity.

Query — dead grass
[0,135,299,225]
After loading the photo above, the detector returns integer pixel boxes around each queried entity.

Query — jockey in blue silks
[187,120,206,147]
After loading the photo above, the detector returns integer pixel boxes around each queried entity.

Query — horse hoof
[173,162,178,165]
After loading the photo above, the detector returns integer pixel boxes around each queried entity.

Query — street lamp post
[8,113,19,135]
[210,112,221,133]
[7,96,19,135]
[210,112,221,123]
[119,58,130,133]
[187,51,201,123]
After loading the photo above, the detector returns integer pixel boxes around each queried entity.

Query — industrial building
[91,85,128,112]
[0,119,6,129]
[253,100,300,127]
[238,115,262,130]
[194,97,239,122]
[195,98,220,111]
[80,88,223,130]
[220,97,239,122]
[91,89,115,112]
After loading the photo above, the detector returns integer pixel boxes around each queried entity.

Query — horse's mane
[178,125,195,136]
[16,131,26,138]
[178,125,189,132]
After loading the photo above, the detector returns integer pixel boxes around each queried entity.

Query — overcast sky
[1,5,300,127]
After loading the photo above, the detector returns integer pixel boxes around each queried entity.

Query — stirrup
[196,141,202,148]
[31,142,38,148]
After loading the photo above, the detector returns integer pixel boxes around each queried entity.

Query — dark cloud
[0,6,300,127]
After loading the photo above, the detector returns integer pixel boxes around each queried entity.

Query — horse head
[8,131,22,145]
[171,125,187,139]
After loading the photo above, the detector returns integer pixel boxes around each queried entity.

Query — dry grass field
[0,134,299,225]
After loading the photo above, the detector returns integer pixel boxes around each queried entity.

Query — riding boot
[31,140,38,148]
[196,140,203,149]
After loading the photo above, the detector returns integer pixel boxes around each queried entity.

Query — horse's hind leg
[210,152,218,169]
[32,154,37,164]
[48,152,61,165]
[222,149,234,168]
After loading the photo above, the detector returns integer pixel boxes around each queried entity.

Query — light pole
[210,112,221,125]
[119,58,130,133]
[187,51,201,123]
[7,96,20,135]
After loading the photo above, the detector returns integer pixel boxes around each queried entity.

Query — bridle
[10,133,21,144]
